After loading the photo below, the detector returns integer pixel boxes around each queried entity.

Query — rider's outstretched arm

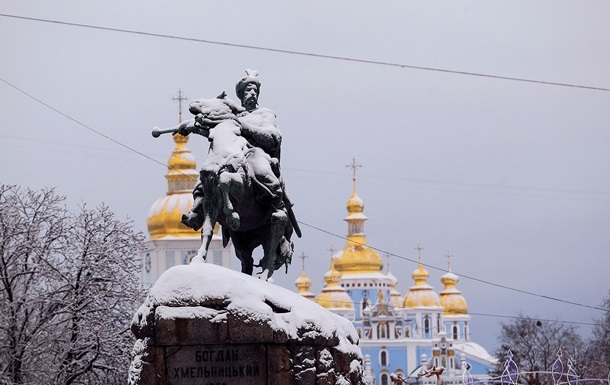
[177,117,210,138]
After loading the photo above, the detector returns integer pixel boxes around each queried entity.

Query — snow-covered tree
[0,185,143,385]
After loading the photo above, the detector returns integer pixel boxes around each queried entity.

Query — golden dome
[147,134,200,240]
[295,271,316,300]
[334,181,383,274]
[440,270,468,315]
[403,263,441,308]
[168,134,197,171]
[317,258,354,309]
[347,192,364,214]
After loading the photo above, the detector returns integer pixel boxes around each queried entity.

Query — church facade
[295,178,497,385]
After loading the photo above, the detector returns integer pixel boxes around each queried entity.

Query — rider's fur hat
[235,69,261,100]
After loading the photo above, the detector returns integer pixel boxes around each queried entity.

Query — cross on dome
[446,252,454,272]
[171,89,188,123]
[299,252,308,272]
[345,157,363,191]
[415,243,424,264]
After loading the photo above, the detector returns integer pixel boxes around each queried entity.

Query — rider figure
[181,69,289,230]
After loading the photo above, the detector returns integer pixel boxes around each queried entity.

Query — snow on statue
[152,69,300,280]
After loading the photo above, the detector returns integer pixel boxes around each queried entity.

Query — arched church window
[453,324,458,340]
[380,350,388,366]
[381,373,389,385]
[424,316,430,335]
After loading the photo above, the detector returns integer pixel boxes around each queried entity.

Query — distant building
[140,132,231,287]
[295,177,496,385]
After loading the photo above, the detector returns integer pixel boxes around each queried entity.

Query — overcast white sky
[1,1,609,353]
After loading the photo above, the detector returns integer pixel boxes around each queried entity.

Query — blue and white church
[294,177,497,385]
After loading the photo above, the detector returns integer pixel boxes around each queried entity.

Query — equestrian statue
[152,70,300,280]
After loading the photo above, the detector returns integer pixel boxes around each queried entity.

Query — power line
[1,13,610,93]
[288,167,610,197]
[1,74,606,314]
[287,169,610,202]
[297,221,607,313]
[468,312,596,327]
[0,76,173,173]
[3,131,608,200]
[0,133,166,157]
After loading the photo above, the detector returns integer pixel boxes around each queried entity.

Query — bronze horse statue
[153,98,299,280]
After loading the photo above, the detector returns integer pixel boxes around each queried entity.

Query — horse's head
[189,98,242,123]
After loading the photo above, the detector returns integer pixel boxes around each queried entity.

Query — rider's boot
[181,195,205,230]
[270,197,288,223]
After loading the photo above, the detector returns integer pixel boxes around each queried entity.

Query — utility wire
[289,167,610,197]
[298,221,607,313]
[1,13,609,92]
[3,133,609,201]
[468,312,596,327]
[1,74,606,315]
[0,76,177,174]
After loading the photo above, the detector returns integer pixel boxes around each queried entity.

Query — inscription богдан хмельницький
[166,345,266,385]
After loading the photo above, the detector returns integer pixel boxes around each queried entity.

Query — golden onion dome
[403,263,441,308]
[295,271,316,301]
[168,134,197,171]
[347,192,364,214]
[147,134,200,240]
[317,258,354,309]
[295,270,313,289]
[440,271,468,315]
[334,182,383,274]
[335,246,383,274]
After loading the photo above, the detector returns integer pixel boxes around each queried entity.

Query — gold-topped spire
[166,134,197,194]
[333,160,383,275]
[403,245,442,308]
[295,252,315,300]
[147,91,200,240]
[317,256,354,309]
[440,253,468,315]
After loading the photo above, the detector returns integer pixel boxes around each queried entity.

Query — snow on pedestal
[129,262,365,385]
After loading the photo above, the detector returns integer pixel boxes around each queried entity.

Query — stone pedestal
[129,262,364,385]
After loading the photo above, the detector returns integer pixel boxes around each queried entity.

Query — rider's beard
[244,96,257,111]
